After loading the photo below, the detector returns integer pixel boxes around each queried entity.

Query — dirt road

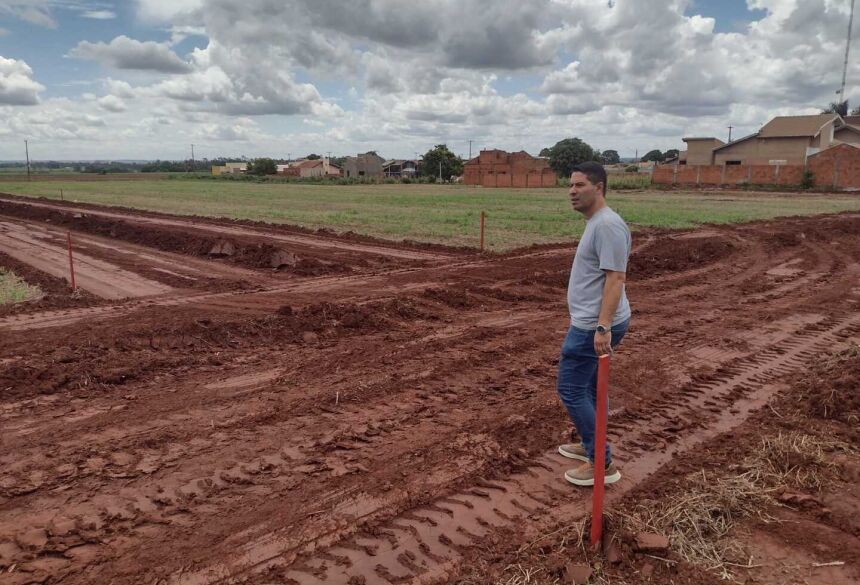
[0,220,173,299]
[0,200,857,585]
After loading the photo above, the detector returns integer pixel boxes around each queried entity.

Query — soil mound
[423,286,482,308]
[795,347,860,426]
[0,201,347,275]
[629,235,736,278]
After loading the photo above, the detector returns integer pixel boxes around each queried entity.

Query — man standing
[556,161,631,487]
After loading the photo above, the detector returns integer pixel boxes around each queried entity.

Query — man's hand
[594,330,612,356]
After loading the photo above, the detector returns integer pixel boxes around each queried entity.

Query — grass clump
[0,268,43,305]
[620,470,773,580]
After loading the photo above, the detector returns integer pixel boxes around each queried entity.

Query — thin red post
[591,354,611,548]
[480,211,485,251]
[67,231,76,291]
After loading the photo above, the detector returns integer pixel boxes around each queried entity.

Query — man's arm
[594,270,626,356]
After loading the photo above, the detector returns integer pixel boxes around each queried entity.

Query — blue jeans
[556,319,629,464]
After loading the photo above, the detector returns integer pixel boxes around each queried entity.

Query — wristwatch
[596,324,610,334]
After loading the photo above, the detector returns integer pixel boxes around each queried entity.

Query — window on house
[726,160,742,166]
[359,171,365,176]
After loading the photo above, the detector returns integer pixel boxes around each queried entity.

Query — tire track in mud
[0,308,564,583]
[170,312,860,585]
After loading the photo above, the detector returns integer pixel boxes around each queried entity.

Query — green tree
[248,157,277,175]
[539,147,551,157]
[600,149,621,165]
[543,138,596,179]
[420,144,464,180]
[663,148,680,161]
[821,101,848,116]
[641,149,664,162]
[306,153,321,160]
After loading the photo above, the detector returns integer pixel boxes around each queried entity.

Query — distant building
[277,158,342,178]
[342,152,385,178]
[463,149,557,188]
[211,162,247,175]
[680,137,725,165]
[383,159,421,178]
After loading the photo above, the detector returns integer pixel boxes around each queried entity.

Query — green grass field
[0,268,42,305]
[1,178,857,250]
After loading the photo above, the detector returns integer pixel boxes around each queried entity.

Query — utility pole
[837,0,855,111]
[468,139,473,160]
[439,161,442,181]
[727,126,733,142]
[190,144,195,172]
[634,148,638,163]
[25,140,30,180]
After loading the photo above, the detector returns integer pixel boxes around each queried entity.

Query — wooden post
[480,211,485,252]
[67,231,76,291]
[591,355,611,549]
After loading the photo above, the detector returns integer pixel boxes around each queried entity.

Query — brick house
[382,159,421,178]
[463,149,557,188]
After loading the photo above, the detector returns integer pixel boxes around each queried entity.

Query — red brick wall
[749,165,776,183]
[724,165,749,183]
[652,145,860,189]
[675,167,698,184]
[698,166,722,185]
[652,167,673,183]
[807,144,860,189]
[776,166,804,185]
[541,170,557,187]
[463,150,557,188]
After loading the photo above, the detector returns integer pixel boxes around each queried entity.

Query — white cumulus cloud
[69,35,193,74]
[0,56,45,105]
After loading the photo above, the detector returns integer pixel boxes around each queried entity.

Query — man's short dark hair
[571,161,607,196]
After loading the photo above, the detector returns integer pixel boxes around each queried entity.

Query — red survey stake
[590,354,610,548]
[67,231,77,291]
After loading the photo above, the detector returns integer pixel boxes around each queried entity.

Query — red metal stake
[67,231,77,291]
[480,211,485,252]
[591,354,611,549]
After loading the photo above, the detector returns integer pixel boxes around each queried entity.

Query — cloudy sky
[0,0,857,161]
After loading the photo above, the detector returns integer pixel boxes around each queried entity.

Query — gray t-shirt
[567,206,631,329]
